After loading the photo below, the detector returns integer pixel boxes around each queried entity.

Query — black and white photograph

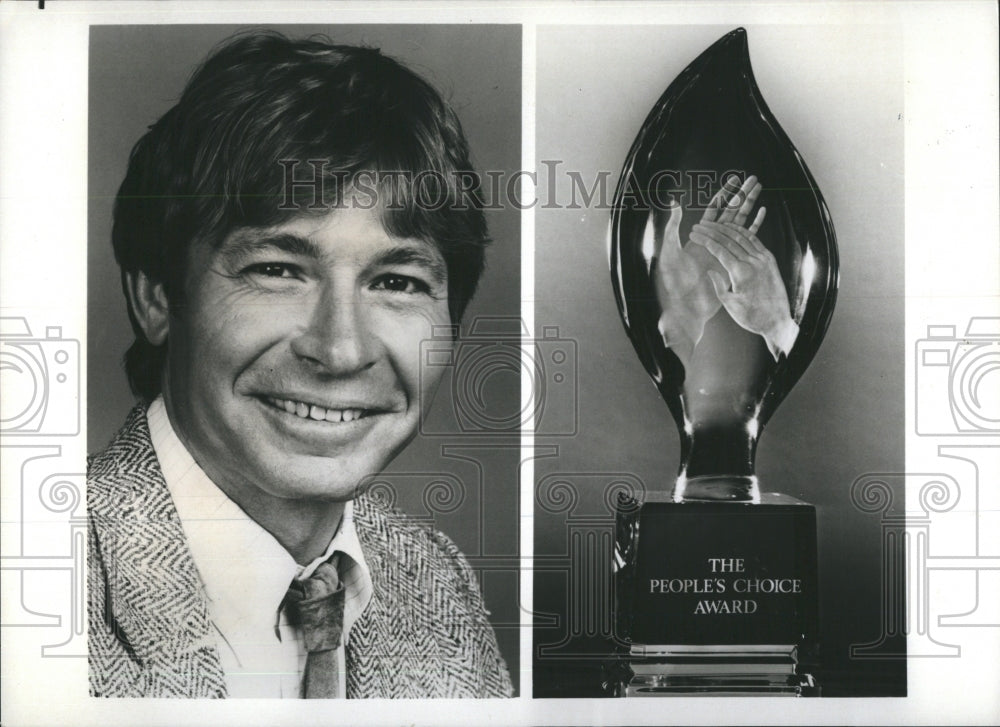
[0,2,997,726]
[84,23,522,699]
[532,23,905,698]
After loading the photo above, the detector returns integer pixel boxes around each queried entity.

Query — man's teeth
[272,398,366,422]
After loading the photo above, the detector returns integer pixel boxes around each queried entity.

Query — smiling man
[87,30,512,699]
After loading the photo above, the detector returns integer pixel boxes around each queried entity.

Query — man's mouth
[267,397,373,423]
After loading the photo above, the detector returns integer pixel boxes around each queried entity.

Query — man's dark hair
[112,30,490,401]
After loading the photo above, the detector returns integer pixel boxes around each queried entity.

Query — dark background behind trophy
[534,25,904,697]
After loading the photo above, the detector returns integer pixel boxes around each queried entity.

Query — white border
[1,1,998,725]
[520,20,537,703]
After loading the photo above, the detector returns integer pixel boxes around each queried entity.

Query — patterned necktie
[282,555,345,699]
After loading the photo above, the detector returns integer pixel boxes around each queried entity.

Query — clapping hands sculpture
[609,28,838,502]
[649,174,799,370]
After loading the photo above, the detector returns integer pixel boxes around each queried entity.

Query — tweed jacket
[88,405,512,698]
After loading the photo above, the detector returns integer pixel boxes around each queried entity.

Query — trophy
[609,28,838,696]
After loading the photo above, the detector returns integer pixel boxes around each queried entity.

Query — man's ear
[124,271,170,346]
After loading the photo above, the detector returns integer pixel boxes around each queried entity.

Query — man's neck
[159,398,346,565]
[216,489,346,566]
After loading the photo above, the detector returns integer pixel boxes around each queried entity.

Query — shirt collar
[146,396,372,639]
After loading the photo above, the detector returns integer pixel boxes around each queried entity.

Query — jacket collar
[89,404,388,691]
[89,405,222,680]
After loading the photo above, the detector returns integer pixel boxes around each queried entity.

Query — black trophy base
[614,492,819,697]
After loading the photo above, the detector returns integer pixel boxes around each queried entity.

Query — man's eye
[372,274,430,294]
[245,263,300,279]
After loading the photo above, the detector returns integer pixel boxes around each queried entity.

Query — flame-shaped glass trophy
[610,29,838,696]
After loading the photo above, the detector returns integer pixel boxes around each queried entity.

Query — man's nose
[290,284,375,375]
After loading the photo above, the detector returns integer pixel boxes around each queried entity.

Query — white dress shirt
[147,396,373,698]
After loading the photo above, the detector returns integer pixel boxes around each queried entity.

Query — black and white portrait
[85,23,521,699]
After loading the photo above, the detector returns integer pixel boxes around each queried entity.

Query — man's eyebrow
[219,230,323,260]
[372,246,447,284]
[219,230,447,283]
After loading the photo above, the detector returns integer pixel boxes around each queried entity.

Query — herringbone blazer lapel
[347,493,513,698]
[90,404,511,698]
[88,405,226,697]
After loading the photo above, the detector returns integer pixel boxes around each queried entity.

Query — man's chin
[252,468,367,503]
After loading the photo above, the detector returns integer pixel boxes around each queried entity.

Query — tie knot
[283,558,345,652]
[289,560,341,601]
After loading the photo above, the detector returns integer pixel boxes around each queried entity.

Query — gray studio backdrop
[533,25,905,696]
[87,24,521,691]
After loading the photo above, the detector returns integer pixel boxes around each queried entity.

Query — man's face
[160,206,451,504]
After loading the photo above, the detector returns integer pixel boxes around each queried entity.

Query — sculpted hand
[703,173,762,228]
[647,204,719,367]
[690,213,800,360]
[649,174,766,366]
